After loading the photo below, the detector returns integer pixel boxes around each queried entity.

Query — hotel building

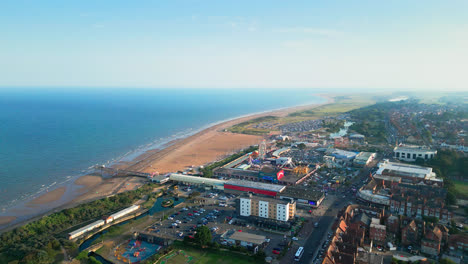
[239,194,296,222]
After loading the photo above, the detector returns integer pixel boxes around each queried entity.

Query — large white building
[393,145,437,162]
[374,161,443,186]
[169,173,225,190]
[239,195,295,222]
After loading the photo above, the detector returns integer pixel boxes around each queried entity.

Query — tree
[254,249,266,261]
[211,241,220,250]
[297,143,306,150]
[446,191,457,206]
[439,258,457,264]
[189,191,201,198]
[194,226,212,246]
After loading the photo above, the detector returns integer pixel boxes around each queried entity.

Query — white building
[224,231,266,253]
[393,145,437,162]
[240,198,251,216]
[375,161,443,186]
[239,195,295,222]
[275,157,292,166]
[169,173,225,190]
[353,152,376,167]
[276,203,290,221]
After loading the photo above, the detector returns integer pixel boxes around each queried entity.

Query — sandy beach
[0,95,331,230]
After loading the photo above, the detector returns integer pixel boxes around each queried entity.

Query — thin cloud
[274,27,344,38]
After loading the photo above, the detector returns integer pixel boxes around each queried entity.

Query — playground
[114,240,161,263]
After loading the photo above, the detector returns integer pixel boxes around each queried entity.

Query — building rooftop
[349,133,365,139]
[214,167,260,178]
[354,152,375,162]
[373,174,402,182]
[225,179,286,193]
[272,147,291,157]
[376,161,434,179]
[357,190,390,205]
[370,223,386,230]
[279,186,324,201]
[241,194,292,205]
[228,231,266,245]
[222,154,250,169]
[394,145,436,152]
[170,173,226,185]
[326,148,358,159]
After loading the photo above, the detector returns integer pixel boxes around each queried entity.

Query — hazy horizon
[1,0,467,91]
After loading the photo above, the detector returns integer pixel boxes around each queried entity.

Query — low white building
[169,173,225,190]
[393,145,437,162]
[224,231,266,253]
[275,157,292,166]
[353,152,376,167]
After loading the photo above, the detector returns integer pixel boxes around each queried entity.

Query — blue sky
[1,0,467,90]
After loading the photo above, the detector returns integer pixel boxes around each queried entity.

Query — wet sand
[27,187,67,206]
[0,216,16,226]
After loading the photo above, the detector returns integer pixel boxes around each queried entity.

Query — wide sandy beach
[0,95,332,231]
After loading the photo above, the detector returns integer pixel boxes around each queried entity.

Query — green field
[453,180,468,199]
[158,248,261,264]
[227,94,377,135]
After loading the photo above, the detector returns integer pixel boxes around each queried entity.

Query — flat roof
[170,173,225,185]
[349,133,365,138]
[241,195,291,205]
[376,162,433,178]
[280,186,324,201]
[214,167,260,178]
[394,145,436,152]
[354,152,375,161]
[272,147,291,157]
[228,231,266,245]
[225,179,285,192]
[216,166,304,184]
[223,154,250,169]
[373,174,401,182]
[326,148,358,158]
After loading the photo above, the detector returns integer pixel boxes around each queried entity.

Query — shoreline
[0,94,333,232]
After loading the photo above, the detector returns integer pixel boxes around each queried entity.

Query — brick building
[421,226,443,256]
[385,215,400,234]
[369,218,386,243]
[449,234,468,253]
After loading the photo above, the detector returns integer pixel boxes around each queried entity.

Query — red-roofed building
[421,226,443,256]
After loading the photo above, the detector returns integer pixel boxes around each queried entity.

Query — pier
[96,166,152,179]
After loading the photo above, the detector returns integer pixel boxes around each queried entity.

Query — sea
[0,88,326,213]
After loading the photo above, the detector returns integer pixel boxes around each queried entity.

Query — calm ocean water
[0,88,325,209]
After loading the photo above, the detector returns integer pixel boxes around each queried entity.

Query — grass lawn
[158,246,261,264]
[452,180,468,199]
[227,94,377,135]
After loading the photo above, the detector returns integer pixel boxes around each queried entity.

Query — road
[300,196,347,264]
[280,165,375,264]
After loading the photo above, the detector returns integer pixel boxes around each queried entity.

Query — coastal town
[1,96,467,264]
